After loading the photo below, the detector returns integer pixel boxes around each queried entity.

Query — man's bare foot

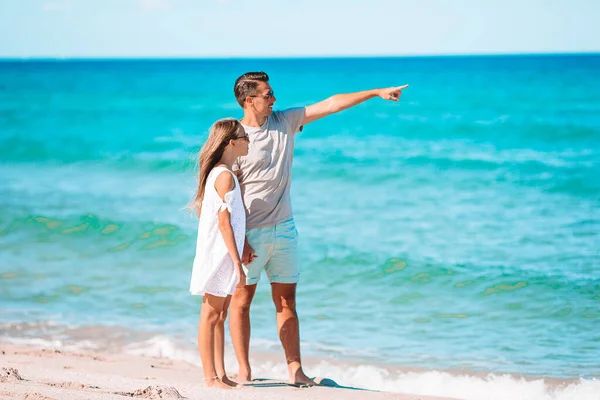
[289,370,315,387]
[235,368,252,383]
[205,377,232,390]
[220,375,242,388]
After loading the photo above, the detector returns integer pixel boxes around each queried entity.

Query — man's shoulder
[269,107,305,129]
[272,106,305,117]
[270,108,293,120]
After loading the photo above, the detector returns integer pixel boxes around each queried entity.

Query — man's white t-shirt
[233,107,305,230]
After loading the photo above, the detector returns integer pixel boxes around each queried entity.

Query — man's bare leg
[229,283,257,382]
[271,283,314,386]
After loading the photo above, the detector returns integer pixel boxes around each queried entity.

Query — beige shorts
[243,218,299,285]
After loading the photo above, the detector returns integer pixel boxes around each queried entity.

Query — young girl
[189,118,250,389]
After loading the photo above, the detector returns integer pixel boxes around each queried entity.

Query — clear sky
[0,0,598,58]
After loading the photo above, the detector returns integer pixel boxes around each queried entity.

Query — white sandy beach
[0,344,457,400]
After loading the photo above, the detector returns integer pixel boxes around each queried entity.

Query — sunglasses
[249,90,275,100]
[234,132,250,141]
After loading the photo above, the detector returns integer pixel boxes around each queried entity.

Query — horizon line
[0,51,599,61]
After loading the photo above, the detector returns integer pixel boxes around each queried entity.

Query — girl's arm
[214,171,246,286]
[233,166,257,265]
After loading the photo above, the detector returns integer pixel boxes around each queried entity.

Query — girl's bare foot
[205,376,232,390]
[220,375,242,388]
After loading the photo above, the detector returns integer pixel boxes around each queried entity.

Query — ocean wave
[319,139,595,170]
[308,365,600,400]
[4,333,597,400]
[0,134,198,171]
[0,213,195,255]
[106,336,600,400]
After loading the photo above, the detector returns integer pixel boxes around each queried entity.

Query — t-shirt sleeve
[280,107,306,134]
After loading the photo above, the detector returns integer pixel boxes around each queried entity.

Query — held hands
[242,241,257,265]
[378,85,409,102]
[237,241,256,288]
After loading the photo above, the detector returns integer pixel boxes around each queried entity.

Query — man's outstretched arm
[302,85,408,126]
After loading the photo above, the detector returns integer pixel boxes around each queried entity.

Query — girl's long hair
[192,118,242,216]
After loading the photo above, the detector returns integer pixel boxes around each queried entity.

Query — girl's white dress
[189,166,246,297]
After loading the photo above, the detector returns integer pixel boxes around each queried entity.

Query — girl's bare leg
[198,294,231,389]
[214,295,241,387]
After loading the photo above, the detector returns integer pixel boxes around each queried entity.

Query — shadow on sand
[241,377,377,392]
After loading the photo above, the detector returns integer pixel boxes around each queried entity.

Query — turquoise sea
[1,55,599,399]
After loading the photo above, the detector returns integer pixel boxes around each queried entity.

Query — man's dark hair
[234,72,269,108]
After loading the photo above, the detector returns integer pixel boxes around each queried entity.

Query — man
[229,72,408,386]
